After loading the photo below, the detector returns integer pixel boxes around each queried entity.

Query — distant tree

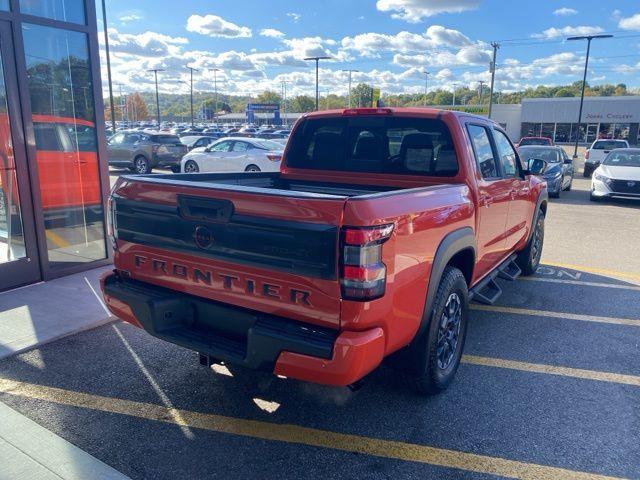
[290,95,315,112]
[256,90,282,104]
[351,83,373,107]
[554,88,575,97]
[124,92,148,121]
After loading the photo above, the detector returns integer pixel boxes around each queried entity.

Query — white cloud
[100,28,188,58]
[341,25,472,57]
[260,28,285,38]
[553,7,578,16]
[619,13,640,31]
[376,0,480,22]
[532,25,604,39]
[119,14,142,23]
[286,13,301,22]
[186,14,252,38]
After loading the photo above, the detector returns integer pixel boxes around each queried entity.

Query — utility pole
[101,0,116,133]
[488,42,500,118]
[477,80,486,107]
[185,65,198,127]
[304,56,331,110]
[452,82,458,107]
[147,68,164,128]
[423,71,430,106]
[567,34,613,159]
[341,69,359,108]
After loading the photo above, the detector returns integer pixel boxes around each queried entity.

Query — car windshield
[520,138,549,146]
[603,151,640,167]
[252,139,284,150]
[592,140,627,150]
[518,147,561,163]
[151,135,180,144]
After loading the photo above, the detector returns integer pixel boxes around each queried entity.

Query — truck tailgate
[110,178,347,328]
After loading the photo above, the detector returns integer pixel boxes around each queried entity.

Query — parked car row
[180,137,284,173]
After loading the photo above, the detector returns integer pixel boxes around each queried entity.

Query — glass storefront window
[555,124,571,143]
[614,124,630,141]
[521,123,542,138]
[598,123,614,140]
[0,0,9,11]
[22,23,105,267]
[541,123,554,140]
[20,0,85,25]
[0,50,26,263]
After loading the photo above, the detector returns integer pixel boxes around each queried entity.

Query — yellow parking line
[471,304,640,327]
[45,229,71,248]
[520,276,640,291]
[0,377,623,480]
[541,262,640,282]
[462,355,640,387]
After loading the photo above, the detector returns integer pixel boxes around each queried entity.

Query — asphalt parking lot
[1,160,639,479]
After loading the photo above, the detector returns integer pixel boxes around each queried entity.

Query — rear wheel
[184,160,199,173]
[404,266,469,395]
[132,156,151,174]
[245,164,261,172]
[516,210,545,276]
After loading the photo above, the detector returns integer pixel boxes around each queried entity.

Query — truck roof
[299,107,490,123]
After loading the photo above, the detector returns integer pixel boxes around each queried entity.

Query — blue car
[518,146,574,198]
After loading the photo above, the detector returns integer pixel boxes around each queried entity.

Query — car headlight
[594,173,609,182]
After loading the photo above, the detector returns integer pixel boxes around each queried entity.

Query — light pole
[423,71,430,106]
[210,68,220,123]
[488,42,500,118]
[101,0,116,133]
[567,34,613,159]
[147,68,164,128]
[281,80,288,126]
[452,82,458,107]
[341,69,359,108]
[185,65,198,127]
[304,56,331,110]
[477,80,486,107]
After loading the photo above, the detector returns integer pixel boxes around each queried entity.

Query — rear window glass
[520,138,550,146]
[593,140,627,150]
[286,116,458,176]
[151,135,180,144]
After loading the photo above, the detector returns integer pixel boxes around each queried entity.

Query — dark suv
[107,131,188,173]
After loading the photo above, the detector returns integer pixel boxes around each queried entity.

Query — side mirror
[527,158,547,175]
[564,157,573,165]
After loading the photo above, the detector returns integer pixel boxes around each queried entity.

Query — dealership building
[493,96,640,145]
[0,1,110,292]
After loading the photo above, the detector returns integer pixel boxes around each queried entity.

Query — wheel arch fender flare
[414,226,476,342]
[525,190,548,245]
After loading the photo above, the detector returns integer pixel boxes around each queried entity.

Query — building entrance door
[0,21,41,290]
[586,124,598,144]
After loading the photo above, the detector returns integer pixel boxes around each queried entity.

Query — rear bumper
[100,271,385,386]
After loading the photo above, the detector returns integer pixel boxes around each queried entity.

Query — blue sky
[97,0,640,97]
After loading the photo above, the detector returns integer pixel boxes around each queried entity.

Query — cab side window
[493,130,518,177]
[468,125,499,179]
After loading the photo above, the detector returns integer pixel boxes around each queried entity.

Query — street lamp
[185,65,198,127]
[423,71,430,106]
[147,68,164,128]
[452,82,458,107]
[567,34,613,159]
[341,69,359,108]
[304,56,331,110]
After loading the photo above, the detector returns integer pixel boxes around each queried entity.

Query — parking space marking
[471,304,640,327]
[0,377,623,480]
[462,355,640,387]
[541,262,640,283]
[520,276,640,291]
[45,230,71,248]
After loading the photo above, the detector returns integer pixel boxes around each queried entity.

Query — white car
[180,137,283,173]
[583,139,629,177]
[591,148,640,202]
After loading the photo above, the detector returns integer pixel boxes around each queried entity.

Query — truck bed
[124,172,445,199]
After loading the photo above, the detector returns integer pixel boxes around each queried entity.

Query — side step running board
[469,254,520,305]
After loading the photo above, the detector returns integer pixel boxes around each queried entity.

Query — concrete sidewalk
[0,266,114,360]
[0,401,129,480]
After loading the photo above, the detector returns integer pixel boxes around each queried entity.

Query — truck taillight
[585,150,590,160]
[107,194,118,251]
[340,224,394,301]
